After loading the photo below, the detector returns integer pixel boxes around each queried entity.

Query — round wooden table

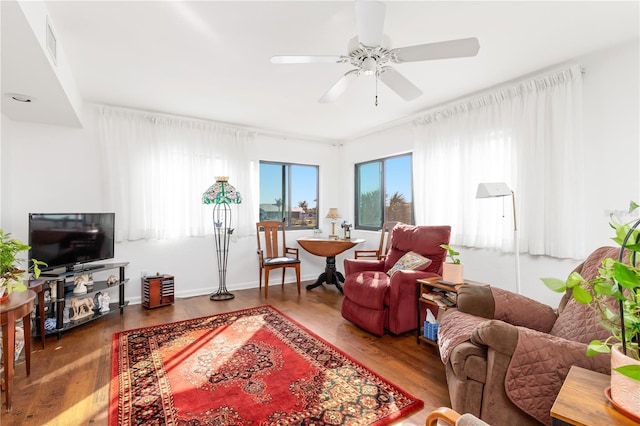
[1,290,36,411]
[297,238,364,293]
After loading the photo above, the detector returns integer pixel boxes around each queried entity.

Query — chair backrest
[378,221,400,259]
[256,221,287,259]
[383,224,451,274]
[550,246,623,344]
[355,221,400,259]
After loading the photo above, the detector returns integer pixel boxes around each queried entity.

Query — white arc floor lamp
[476,182,521,294]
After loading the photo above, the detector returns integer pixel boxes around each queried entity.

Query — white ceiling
[4,1,640,141]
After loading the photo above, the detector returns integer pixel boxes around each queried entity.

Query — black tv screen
[29,213,115,271]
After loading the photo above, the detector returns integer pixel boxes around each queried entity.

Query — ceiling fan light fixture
[271,1,480,103]
[362,57,377,76]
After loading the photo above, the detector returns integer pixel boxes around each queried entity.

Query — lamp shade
[202,176,242,205]
[476,182,512,198]
[326,208,341,219]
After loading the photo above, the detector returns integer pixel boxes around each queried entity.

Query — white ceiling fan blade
[391,37,481,63]
[271,55,346,64]
[319,70,358,103]
[355,0,386,47]
[378,67,422,101]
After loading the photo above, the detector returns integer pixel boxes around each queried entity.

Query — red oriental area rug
[110,305,423,425]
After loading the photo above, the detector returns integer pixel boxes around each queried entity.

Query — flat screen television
[28,213,115,273]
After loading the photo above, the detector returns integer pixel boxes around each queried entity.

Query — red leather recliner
[341,224,451,336]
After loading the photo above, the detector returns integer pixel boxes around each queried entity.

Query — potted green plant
[542,201,640,417]
[0,230,46,299]
[440,244,464,284]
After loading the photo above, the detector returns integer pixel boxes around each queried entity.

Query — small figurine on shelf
[70,297,94,321]
[44,317,56,331]
[93,292,102,313]
[73,274,90,295]
[106,275,118,287]
[341,221,352,240]
[99,293,111,314]
[48,281,57,299]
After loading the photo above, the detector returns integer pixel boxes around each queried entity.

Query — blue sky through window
[260,155,411,215]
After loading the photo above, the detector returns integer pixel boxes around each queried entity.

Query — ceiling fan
[271,0,480,104]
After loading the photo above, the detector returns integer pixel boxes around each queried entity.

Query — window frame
[259,160,319,230]
[354,153,414,231]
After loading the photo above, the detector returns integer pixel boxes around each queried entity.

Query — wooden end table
[0,290,36,411]
[551,365,638,425]
[416,278,489,346]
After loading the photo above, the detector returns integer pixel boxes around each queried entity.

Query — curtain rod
[91,102,336,144]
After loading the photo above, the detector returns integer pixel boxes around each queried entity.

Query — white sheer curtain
[413,65,585,259]
[95,105,259,241]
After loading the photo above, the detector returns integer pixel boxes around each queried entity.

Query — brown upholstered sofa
[341,224,451,336]
[437,247,620,426]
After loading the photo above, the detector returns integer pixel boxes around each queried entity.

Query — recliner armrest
[447,340,488,383]
[471,319,519,357]
[343,258,385,276]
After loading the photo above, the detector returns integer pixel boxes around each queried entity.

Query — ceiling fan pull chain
[375,70,379,107]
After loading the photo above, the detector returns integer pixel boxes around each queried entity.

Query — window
[259,161,319,229]
[355,154,413,230]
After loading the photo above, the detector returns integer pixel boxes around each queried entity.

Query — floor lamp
[476,182,521,294]
[202,176,242,301]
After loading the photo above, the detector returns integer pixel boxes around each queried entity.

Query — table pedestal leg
[305,256,346,293]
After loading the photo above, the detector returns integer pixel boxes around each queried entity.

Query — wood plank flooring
[0,282,450,425]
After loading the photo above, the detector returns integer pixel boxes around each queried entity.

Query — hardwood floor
[0,282,450,425]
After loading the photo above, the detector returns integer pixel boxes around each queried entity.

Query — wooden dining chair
[256,221,301,297]
[354,221,400,260]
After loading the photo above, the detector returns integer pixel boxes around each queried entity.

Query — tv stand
[37,262,129,339]
[68,264,106,273]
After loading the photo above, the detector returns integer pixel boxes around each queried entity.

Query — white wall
[0,118,340,303]
[341,40,640,306]
[1,40,638,307]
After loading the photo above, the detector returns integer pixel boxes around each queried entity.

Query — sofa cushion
[386,251,431,277]
[342,271,390,310]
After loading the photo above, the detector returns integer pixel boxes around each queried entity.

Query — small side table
[297,238,364,293]
[551,365,637,425]
[416,278,488,345]
[0,290,36,411]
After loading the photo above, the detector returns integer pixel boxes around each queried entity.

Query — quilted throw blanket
[437,310,486,364]
[504,327,610,425]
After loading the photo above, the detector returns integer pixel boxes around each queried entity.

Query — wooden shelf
[142,275,174,308]
[416,277,489,345]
